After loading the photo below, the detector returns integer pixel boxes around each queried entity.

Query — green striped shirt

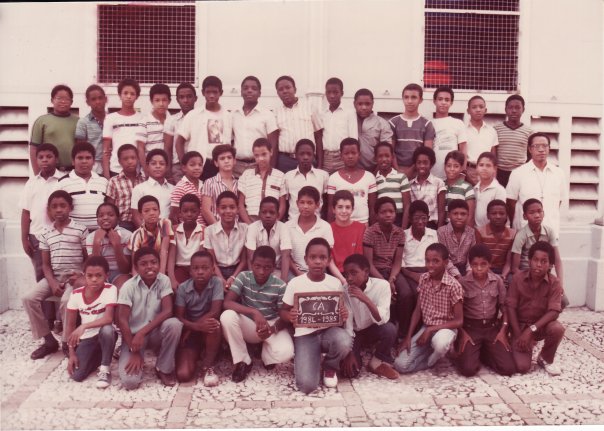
[375,168,411,214]
[445,178,475,213]
[230,271,286,320]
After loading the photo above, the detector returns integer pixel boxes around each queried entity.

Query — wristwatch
[529,324,538,333]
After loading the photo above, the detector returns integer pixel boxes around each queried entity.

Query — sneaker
[30,341,59,360]
[231,362,253,383]
[156,368,177,387]
[262,362,276,371]
[537,355,561,376]
[202,367,219,387]
[96,369,111,389]
[369,362,400,380]
[323,369,338,388]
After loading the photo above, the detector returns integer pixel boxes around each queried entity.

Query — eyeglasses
[530,144,549,150]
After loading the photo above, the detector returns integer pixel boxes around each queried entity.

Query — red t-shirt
[331,221,366,272]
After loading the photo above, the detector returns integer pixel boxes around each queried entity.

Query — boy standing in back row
[389,83,435,179]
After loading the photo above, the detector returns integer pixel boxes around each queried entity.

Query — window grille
[424,0,519,91]
[98,3,196,85]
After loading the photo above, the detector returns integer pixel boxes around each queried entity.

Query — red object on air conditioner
[424,60,451,86]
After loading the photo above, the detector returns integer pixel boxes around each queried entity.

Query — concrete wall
[0,0,603,310]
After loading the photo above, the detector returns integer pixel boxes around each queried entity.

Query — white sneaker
[323,369,338,388]
[96,368,111,389]
[203,367,219,387]
[537,355,561,376]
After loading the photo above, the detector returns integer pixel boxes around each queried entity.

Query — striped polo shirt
[493,122,533,172]
[376,168,411,214]
[445,178,475,213]
[229,271,286,320]
[39,219,88,276]
[389,114,435,167]
[170,176,205,226]
[238,167,285,217]
[58,171,108,231]
[136,111,170,155]
[201,173,239,221]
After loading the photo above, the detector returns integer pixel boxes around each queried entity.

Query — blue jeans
[293,327,352,394]
[71,325,117,382]
[277,153,299,173]
[118,317,183,390]
[394,325,457,374]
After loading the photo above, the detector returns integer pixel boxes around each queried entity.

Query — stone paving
[1,307,603,429]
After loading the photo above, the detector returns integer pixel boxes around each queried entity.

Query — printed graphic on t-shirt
[207,119,224,144]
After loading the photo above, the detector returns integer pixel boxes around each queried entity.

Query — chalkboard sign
[293,291,343,328]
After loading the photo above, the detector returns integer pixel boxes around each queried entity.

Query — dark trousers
[352,322,397,365]
[201,158,218,181]
[456,321,516,377]
[496,169,512,188]
[71,325,117,382]
[512,320,565,373]
[454,262,468,277]
[378,268,416,338]
[277,153,298,173]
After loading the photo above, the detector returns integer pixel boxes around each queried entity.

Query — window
[424,0,520,91]
[98,4,195,85]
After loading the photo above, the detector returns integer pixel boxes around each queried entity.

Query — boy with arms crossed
[221,246,294,383]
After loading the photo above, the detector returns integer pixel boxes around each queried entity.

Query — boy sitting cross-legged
[394,243,463,374]
[65,256,117,388]
[174,251,223,385]
[117,247,183,389]
[280,238,353,394]
[221,246,294,383]
[340,254,399,380]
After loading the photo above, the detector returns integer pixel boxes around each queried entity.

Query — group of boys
[19,76,566,393]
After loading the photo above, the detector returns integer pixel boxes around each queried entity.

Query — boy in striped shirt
[444,150,476,227]
[22,190,88,360]
[58,142,108,231]
[375,142,411,228]
[136,84,171,174]
[221,246,294,383]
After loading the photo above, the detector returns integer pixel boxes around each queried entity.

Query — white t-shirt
[66,283,118,339]
[431,116,467,179]
[18,170,63,238]
[282,273,344,337]
[286,216,334,272]
[102,112,144,174]
[176,108,232,161]
[466,122,498,163]
[327,171,377,223]
[164,111,184,164]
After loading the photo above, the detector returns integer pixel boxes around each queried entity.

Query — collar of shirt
[134,273,162,291]
[405,227,437,244]
[254,166,273,176]
[281,100,300,110]
[86,111,106,126]
[466,121,489,132]
[293,166,316,177]
[148,177,170,187]
[529,160,554,173]
[463,270,500,285]
[181,175,202,189]
[68,170,101,181]
[474,179,500,192]
[175,222,204,235]
[411,173,438,185]
[234,105,262,116]
[376,168,397,179]
[422,271,458,293]
[483,224,513,239]
[322,104,346,114]
[521,270,552,286]
[37,169,64,182]
[527,224,548,240]
[217,221,242,235]
[182,277,214,295]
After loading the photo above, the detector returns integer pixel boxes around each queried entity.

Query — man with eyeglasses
[30,84,79,175]
[505,132,568,240]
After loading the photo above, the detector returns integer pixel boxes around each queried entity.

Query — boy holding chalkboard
[280,238,353,394]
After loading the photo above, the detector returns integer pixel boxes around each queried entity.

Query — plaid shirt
[437,223,476,266]
[106,171,146,222]
[129,218,174,254]
[410,174,446,222]
[201,173,239,221]
[417,271,463,326]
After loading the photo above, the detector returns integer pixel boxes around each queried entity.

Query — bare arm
[363,246,384,279]
[327,194,335,223]
[21,210,33,257]
[437,190,446,227]
[238,192,252,224]
[367,191,377,225]
[270,130,280,168]
[467,199,476,228]
[506,198,517,228]
[174,135,186,162]
[401,191,411,229]
[102,138,112,179]
[314,129,324,169]
[29,145,40,176]
[201,196,218,226]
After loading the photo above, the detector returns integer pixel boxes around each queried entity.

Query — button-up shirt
[437,223,476,266]
[506,160,567,238]
[348,277,391,331]
[129,218,174,254]
[461,271,506,320]
[238,167,285,217]
[18,169,63,238]
[410,174,446,222]
[275,99,323,154]
[231,106,278,159]
[204,221,248,267]
[362,223,405,270]
[357,112,393,170]
[175,277,224,321]
[245,220,292,269]
[511,223,557,270]
[171,222,205,266]
[417,272,463,326]
[320,105,357,152]
[466,121,498,163]
[506,270,563,323]
[402,227,439,268]
[75,111,105,170]
[283,166,329,219]
[118,273,173,334]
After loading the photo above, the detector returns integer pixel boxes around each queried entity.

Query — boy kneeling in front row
[507,241,565,376]
[65,256,117,388]
[340,254,399,380]
[394,243,463,373]
[221,246,294,383]
[117,247,183,389]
